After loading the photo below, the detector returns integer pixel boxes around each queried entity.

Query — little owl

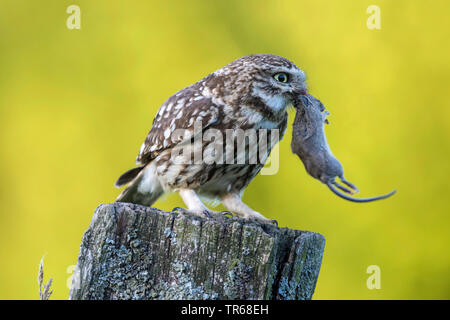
[115,54,307,223]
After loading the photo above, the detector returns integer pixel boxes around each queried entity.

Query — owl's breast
[152,103,288,196]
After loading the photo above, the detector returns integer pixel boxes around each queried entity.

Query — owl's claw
[221,211,234,218]
[271,219,279,228]
[171,207,185,214]
[202,210,211,218]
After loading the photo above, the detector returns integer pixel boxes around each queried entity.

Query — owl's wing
[136,92,220,165]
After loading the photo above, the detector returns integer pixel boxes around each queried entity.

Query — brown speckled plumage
[115,54,307,222]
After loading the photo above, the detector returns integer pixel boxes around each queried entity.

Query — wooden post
[69,202,325,300]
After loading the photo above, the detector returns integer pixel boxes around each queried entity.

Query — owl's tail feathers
[115,165,145,188]
[114,163,164,207]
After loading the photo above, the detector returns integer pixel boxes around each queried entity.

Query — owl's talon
[202,210,211,218]
[171,207,185,214]
[271,219,279,228]
[221,211,233,218]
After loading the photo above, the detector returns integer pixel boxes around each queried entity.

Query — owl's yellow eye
[273,73,289,83]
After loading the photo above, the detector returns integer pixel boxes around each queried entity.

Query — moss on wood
[69,202,325,300]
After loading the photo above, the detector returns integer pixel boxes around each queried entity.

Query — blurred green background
[0,0,449,300]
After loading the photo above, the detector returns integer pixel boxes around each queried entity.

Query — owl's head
[210,54,307,113]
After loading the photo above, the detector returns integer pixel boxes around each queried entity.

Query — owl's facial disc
[252,85,289,113]
[251,67,307,113]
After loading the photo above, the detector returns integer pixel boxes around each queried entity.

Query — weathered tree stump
[69,202,325,300]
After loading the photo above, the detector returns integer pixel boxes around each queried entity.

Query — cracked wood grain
[69,202,325,300]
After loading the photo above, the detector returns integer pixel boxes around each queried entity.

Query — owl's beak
[293,87,307,96]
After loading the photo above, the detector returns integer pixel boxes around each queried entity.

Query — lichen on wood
[69,202,325,300]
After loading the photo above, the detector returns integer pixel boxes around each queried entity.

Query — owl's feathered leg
[178,189,211,217]
[221,193,271,223]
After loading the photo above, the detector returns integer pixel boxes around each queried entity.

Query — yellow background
[0,0,449,299]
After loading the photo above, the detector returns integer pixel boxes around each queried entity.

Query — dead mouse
[291,94,396,202]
